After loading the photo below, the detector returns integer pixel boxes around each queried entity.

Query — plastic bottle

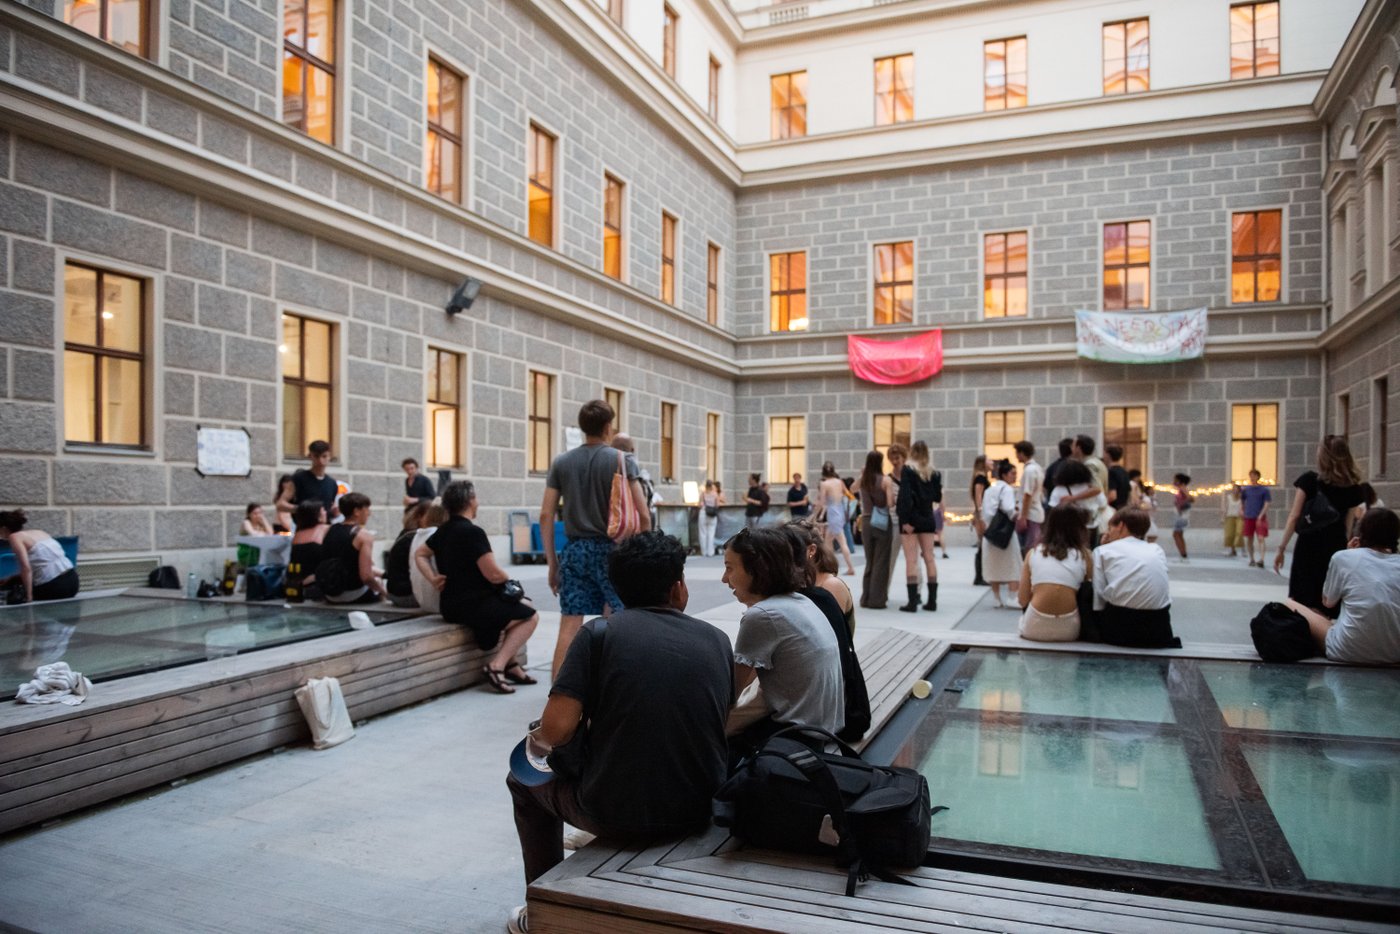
[187,572,198,598]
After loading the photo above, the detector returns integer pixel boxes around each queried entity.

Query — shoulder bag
[1250,601,1319,662]
[984,489,1015,549]
[1297,490,1340,536]
[294,676,355,750]
[606,450,644,542]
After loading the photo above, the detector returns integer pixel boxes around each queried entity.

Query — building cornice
[1319,274,1400,349]
[738,0,1013,45]
[1313,0,1399,121]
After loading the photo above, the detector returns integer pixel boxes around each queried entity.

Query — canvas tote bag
[294,676,355,749]
[606,450,644,542]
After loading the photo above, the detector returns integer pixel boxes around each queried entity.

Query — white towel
[16,662,93,706]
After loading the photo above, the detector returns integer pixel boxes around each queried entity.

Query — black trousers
[1098,602,1180,649]
[33,569,79,601]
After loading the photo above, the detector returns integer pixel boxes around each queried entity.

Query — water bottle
[187,572,198,598]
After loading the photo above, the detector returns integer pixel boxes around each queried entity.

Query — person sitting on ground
[0,510,78,603]
[1092,507,1180,649]
[240,503,275,537]
[408,503,449,613]
[505,531,734,934]
[1018,505,1091,642]
[385,503,427,608]
[315,492,387,604]
[286,500,329,601]
[1285,507,1400,666]
[417,481,539,693]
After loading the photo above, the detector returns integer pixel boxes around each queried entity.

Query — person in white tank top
[1018,505,1091,642]
[0,509,79,603]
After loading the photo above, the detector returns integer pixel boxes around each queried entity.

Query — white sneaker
[562,827,596,851]
[506,905,528,934]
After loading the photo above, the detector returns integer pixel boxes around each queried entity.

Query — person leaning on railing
[0,510,78,603]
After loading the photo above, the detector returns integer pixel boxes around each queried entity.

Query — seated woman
[1286,507,1400,665]
[385,503,427,608]
[315,493,387,604]
[240,503,275,536]
[801,523,856,638]
[0,510,78,603]
[409,503,449,612]
[722,527,843,752]
[1018,505,1091,642]
[416,481,539,693]
[272,474,296,533]
[286,500,328,602]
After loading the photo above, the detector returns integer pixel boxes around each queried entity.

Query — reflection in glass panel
[283,384,304,459]
[65,265,98,347]
[305,0,334,63]
[306,66,334,144]
[303,319,332,384]
[282,53,305,130]
[305,386,331,447]
[281,315,302,379]
[102,356,143,446]
[64,350,96,443]
[431,407,458,467]
[108,0,145,54]
[103,274,143,352]
[284,0,305,44]
[65,0,101,39]
[437,67,460,136]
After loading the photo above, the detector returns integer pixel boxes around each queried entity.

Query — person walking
[895,441,941,612]
[1014,440,1044,554]
[982,460,1023,608]
[1170,474,1194,562]
[1274,435,1367,612]
[969,454,990,586]
[1221,483,1244,557]
[885,443,909,595]
[785,473,811,519]
[817,462,857,576]
[1240,469,1272,567]
[857,450,895,609]
[744,473,769,529]
[699,479,724,557]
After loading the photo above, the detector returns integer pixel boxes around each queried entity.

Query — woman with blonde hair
[895,441,941,612]
[1274,435,1367,612]
[858,450,896,608]
[817,461,857,576]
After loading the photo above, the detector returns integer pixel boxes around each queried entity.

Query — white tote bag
[294,676,355,750]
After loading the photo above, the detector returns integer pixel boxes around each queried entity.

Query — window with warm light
[984,410,1025,465]
[426,58,464,203]
[427,347,462,467]
[874,54,914,125]
[873,241,914,325]
[1231,403,1278,482]
[769,251,807,332]
[605,387,625,432]
[770,72,807,140]
[662,5,677,78]
[603,174,624,280]
[707,243,720,325]
[282,0,336,144]
[1103,19,1149,95]
[1103,406,1149,474]
[661,213,677,305]
[1231,210,1282,303]
[983,231,1028,318]
[705,412,720,482]
[873,414,911,473]
[528,371,554,473]
[984,37,1027,111]
[1103,220,1151,310]
[527,124,555,247]
[768,416,806,483]
[63,262,147,448]
[281,313,335,458]
[63,0,147,56]
[660,402,677,482]
[708,56,721,120]
[1230,2,1279,80]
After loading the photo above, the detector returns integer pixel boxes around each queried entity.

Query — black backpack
[1298,492,1340,535]
[713,726,943,896]
[1250,601,1319,662]
[147,565,181,589]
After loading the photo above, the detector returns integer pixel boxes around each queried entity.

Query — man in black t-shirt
[744,473,770,528]
[278,440,340,520]
[785,472,810,518]
[505,532,733,931]
[1105,444,1132,511]
[401,457,435,512]
[1042,437,1074,507]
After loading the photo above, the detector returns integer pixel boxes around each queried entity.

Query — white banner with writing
[1075,308,1207,364]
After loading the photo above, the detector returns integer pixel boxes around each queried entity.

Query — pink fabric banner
[847,331,944,385]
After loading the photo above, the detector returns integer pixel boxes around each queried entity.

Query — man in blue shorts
[540,399,651,678]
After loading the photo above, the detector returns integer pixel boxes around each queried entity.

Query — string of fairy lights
[939,479,1275,525]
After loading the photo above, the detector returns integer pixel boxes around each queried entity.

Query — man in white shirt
[1092,507,1180,648]
[1014,440,1045,554]
[1286,507,1400,665]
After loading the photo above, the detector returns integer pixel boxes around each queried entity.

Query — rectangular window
[983,231,1028,318]
[769,251,808,332]
[282,0,336,144]
[1231,209,1282,303]
[660,402,677,482]
[984,37,1027,111]
[603,174,624,280]
[873,413,912,473]
[705,412,720,482]
[63,0,147,56]
[707,243,720,325]
[1377,377,1390,476]
[873,241,914,325]
[528,370,554,473]
[1230,403,1279,482]
[984,410,1026,465]
[281,313,335,459]
[607,0,622,26]
[662,5,677,78]
[1230,2,1279,80]
[1103,19,1149,95]
[708,56,721,120]
[426,57,464,203]
[1339,392,1351,438]
[874,54,914,126]
[528,123,555,248]
[1103,220,1151,310]
[661,212,677,305]
[770,71,808,140]
[769,416,806,484]
[427,347,462,467]
[1102,406,1149,474]
[605,387,625,432]
[63,262,146,448]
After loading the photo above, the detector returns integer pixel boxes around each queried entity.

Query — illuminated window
[977,689,1022,777]
[282,0,336,144]
[1103,19,1149,95]
[708,56,721,120]
[426,57,464,203]
[984,410,1025,465]
[873,414,912,473]
[768,416,806,483]
[63,263,146,448]
[603,174,624,280]
[984,37,1027,111]
[770,71,808,140]
[527,124,555,248]
[707,243,720,325]
[661,213,678,305]
[1092,736,1142,790]
[281,314,335,459]
[62,0,147,56]
[1230,2,1279,80]
[662,5,677,78]
[427,347,462,467]
[874,54,914,125]
[983,231,1028,318]
[605,387,625,432]
[1231,210,1282,303]
[1103,406,1149,474]
[660,402,677,482]
[769,251,807,332]
[607,0,622,26]
[1103,220,1151,310]
[872,241,914,326]
[706,412,720,482]
[528,371,554,473]
[1230,403,1278,482]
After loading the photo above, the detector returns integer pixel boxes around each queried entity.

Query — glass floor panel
[0,595,416,699]
[1199,661,1400,740]
[952,651,1176,723]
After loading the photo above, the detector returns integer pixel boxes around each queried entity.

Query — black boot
[924,582,938,611]
[899,583,920,612]
[973,546,987,586]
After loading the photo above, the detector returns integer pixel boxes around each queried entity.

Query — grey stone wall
[1328,312,1399,503]
[166,0,279,118]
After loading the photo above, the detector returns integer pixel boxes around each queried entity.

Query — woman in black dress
[1273,435,1367,613]
[415,480,539,693]
[895,440,942,613]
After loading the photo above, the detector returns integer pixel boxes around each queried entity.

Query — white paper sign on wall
[196,427,252,477]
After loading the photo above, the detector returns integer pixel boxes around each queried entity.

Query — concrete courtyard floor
[0,535,1291,933]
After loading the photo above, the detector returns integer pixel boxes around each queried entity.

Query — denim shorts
[559,537,622,616]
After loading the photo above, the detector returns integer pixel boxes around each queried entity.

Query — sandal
[483,666,516,694]
[503,662,538,685]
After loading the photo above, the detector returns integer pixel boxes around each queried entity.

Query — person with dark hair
[722,527,842,748]
[0,510,78,602]
[540,400,651,679]
[981,459,1023,608]
[1042,438,1075,504]
[1285,508,1400,664]
[858,450,896,608]
[273,474,296,532]
[785,472,810,519]
[1128,469,1161,542]
[1170,473,1194,562]
[385,503,428,608]
[408,503,450,612]
[1275,435,1368,613]
[1013,440,1044,553]
[817,462,857,576]
[1018,505,1091,641]
[240,503,274,536]
[1049,459,1107,547]
[1072,434,1111,542]
[1104,444,1132,511]
[744,472,769,529]
[286,500,329,602]
[969,454,990,586]
[316,492,386,604]
[278,440,340,520]
[896,441,942,612]
[505,531,734,933]
[401,457,435,512]
[699,479,725,557]
[1092,508,1179,648]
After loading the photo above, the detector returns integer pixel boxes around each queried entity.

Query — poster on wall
[196,427,252,477]
[1075,308,1207,363]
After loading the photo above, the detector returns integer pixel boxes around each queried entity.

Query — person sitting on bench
[1092,507,1180,648]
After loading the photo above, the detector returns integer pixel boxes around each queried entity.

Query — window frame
[659,400,678,483]
[1337,392,1351,440]
[770,70,808,141]
[767,415,807,487]
[874,53,914,126]
[705,411,720,484]
[280,310,340,462]
[1228,207,1286,305]
[1229,401,1281,483]
[708,55,721,121]
[603,171,626,281]
[1375,377,1390,477]
[61,259,153,451]
[527,368,558,476]
[872,413,912,474]
[662,4,678,79]
[62,0,151,58]
[425,344,468,469]
[607,0,623,27]
[1100,218,1154,311]
[1100,403,1152,477]
[280,0,339,145]
[605,386,625,434]
[526,120,559,249]
[870,239,916,327]
[424,52,469,205]
[982,409,1028,466]
[983,36,1028,112]
[768,249,808,332]
[1229,1,1280,81]
[981,229,1030,319]
[706,241,721,326]
[661,211,679,306]
[1102,17,1150,96]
